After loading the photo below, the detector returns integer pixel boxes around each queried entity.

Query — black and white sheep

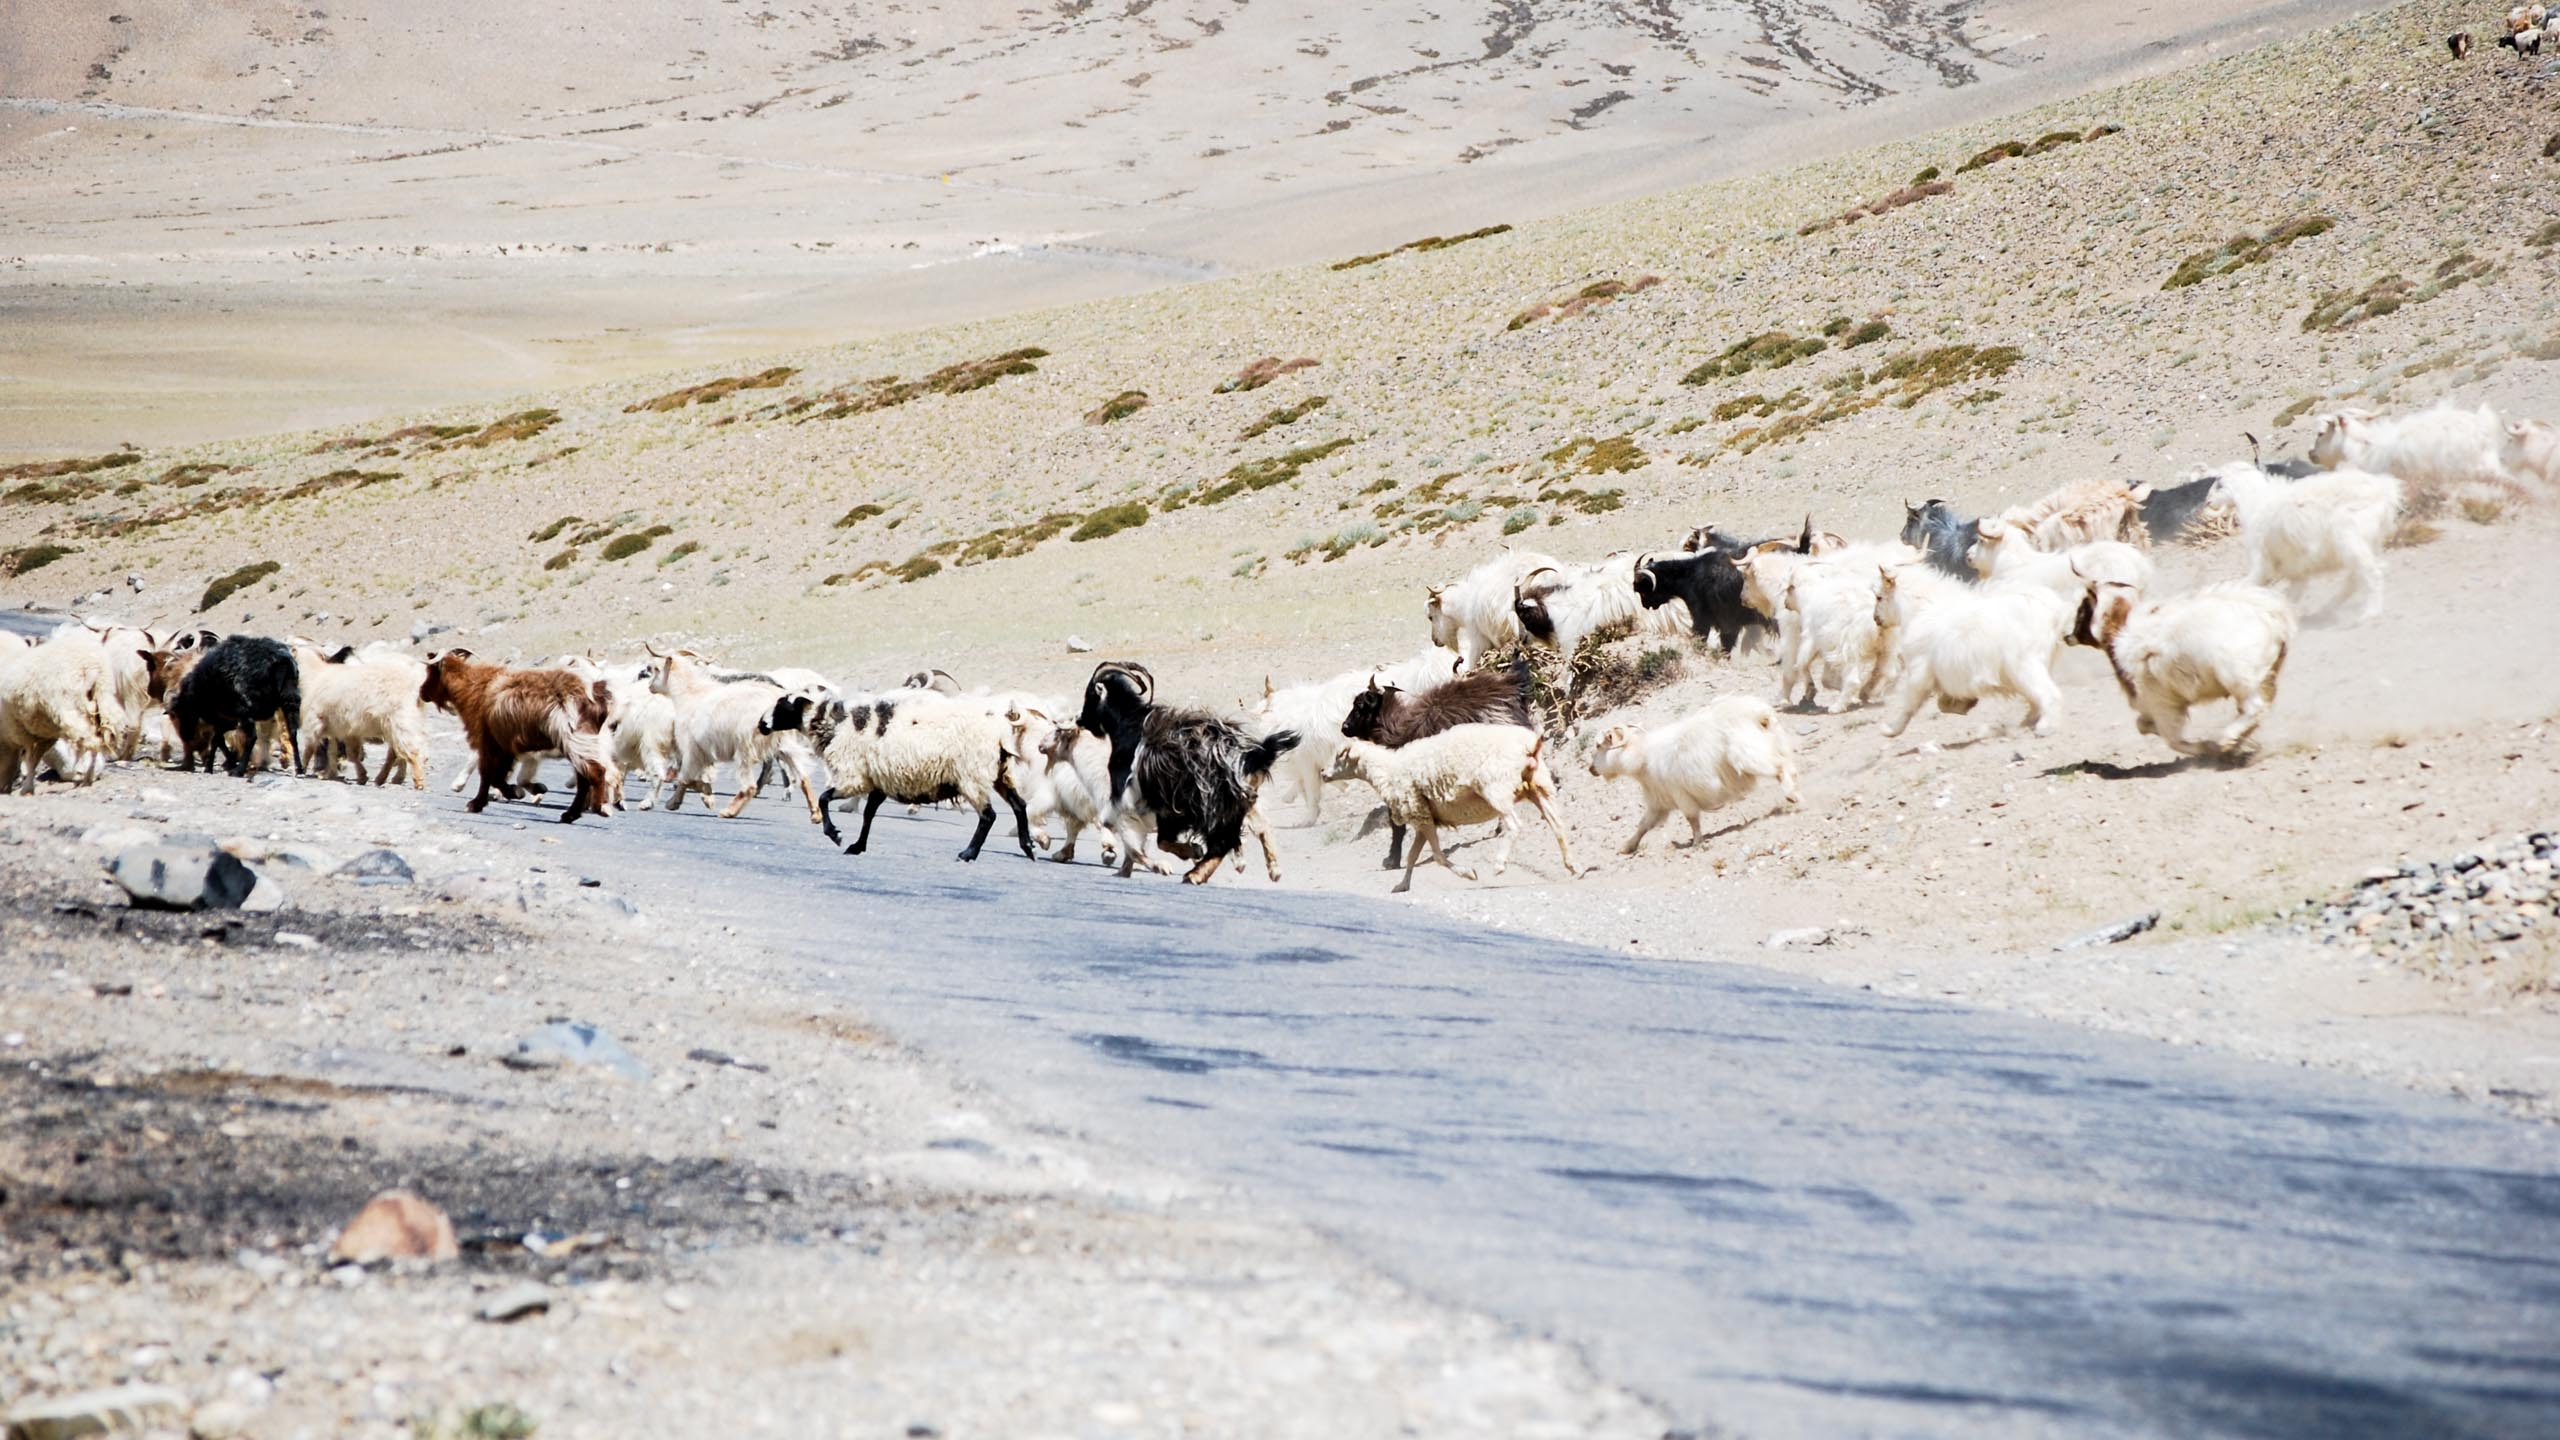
[763,689,1034,862]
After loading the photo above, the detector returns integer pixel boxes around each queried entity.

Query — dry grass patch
[1507,275,1661,330]
[1683,332,1828,385]
[833,502,889,529]
[1331,223,1511,270]
[1214,356,1319,394]
[2302,252,2496,332]
[1239,395,1329,440]
[4,451,144,504]
[2,543,77,577]
[1195,436,1357,505]
[1086,389,1150,424]
[626,366,798,413]
[2162,215,2334,290]
[1718,343,2022,456]
[1953,123,2119,175]
[199,561,280,612]
[1542,435,1646,475]
[65,467,398,540]
[786,348,1048,422]
[1798,180,1950,237]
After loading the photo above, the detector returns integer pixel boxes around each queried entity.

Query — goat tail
[1243,728,1301,779]
[546,693,610,774]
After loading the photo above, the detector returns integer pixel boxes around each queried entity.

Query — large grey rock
[108,845,255,912]
[335,849,414,885]
[4,1383,187,1439]
[504,1021,651,1083]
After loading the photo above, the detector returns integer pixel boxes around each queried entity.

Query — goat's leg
[719,761,761,819]
[2349,546,2386,624]
[468,749,508,813]
[817,787,844,845]
[1247,803,1282,882]
[1623,801,1669,856]
[958,803,1000,862]
[1530,789,1581,878]
[562,756,600,823]
[1774,747,1803,807]
[1682,808,1706,847]
[1880,674,1929,739]
[1052,816,1081,864]
[1393,819,1432,894]
[2017,666,2064,737]
[1382,821,1407,870]
[846,791,890,855]
[995,778,1036,859]
[1181,851,1227,886]
[1484,808,1518,879]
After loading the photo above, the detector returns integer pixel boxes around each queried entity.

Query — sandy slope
[4,0,2370,453]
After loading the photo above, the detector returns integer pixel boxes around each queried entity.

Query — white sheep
[1252,647,1457,822]
[2500,418,2557,490]
[601,662,678,810]
[2206,461,2402,624]
[1875,566,2071,738]
[1324,724,1579,893]
[293,641,431,788]
[1427,549,1557,670]
[2069,580,2295,758]
[1965,516,2155,602]
[0,630,126,793]
[647,647,823,821]
[2309,404,2510,498]
[775,689,1033,861]
[1587,696,1802,854]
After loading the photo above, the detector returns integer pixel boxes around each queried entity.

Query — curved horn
[2243,431,2263,467]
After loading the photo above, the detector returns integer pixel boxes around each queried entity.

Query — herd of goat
[0,402,2550,892]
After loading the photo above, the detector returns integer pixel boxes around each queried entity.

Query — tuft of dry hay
[2175,508,2242,548]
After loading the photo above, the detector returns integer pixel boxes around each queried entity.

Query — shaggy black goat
[1900,499,1980,578]
[168,635,302,778]
[1632,551,1772,655]
[1339,667,1533,868]
[1076,661,1299,885]
[2134,475,2222,543]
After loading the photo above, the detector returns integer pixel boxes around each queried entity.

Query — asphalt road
[463,788,2560,1439]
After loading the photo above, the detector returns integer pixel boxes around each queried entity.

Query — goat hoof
[956,849,981,863]
[465,799,489,814]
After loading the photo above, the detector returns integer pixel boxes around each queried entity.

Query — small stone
[1065,634,1093,654]
[663,1289,694,1313]
[240,872,286,914]
[273,932,317,950]
[476,1281,554,1324]
[190,1398,256,1440]
[4,1384,187,1440]
[330,1190,459,1264]
[335,849,414,885]
[109,844,256,911]
[505,1021,651,1083]
[1763,926,1833,950]
[2055,911,2160,951]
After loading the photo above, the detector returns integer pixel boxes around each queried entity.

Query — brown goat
[146,648,206,765]
[1338,666,1533,868]
[418,649,611,822]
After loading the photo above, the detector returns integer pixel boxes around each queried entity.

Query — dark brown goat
[418,649,611,822]
[1338,667,1533,868]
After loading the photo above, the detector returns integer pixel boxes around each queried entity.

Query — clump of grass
[437,408,562,449]
[1239,394,1329,440]
[653,540,699,566]
[1716,343,2022,455]
[1215,356,1319,394]
[1071,500,1151,542]
[1086,389,1150,424]
[1683,332,1827,385]
[1714,390,1806,422]
[833,502,887,529]
[600,532,654,561]
[626,366,798,413]
[1507,274,1662,330]
[1798,180,1951,237]
[1283,534,1323,562]
[1200,436,1356,504]
[1,450,143,484]
[2536,220,2560,250]
[2458,491,2513,526]
[1956,139,2028,173]
[158,462,233,488]
[2301,252,2495,332]
[568,521,619,546]
[1538,487,1624,515]
[2,543,76,576]
[789,347,1049,422]
[2162,214,2334,290]
[200,560,280,611]
[1331,223,1511,270]
[2271,395,2323,428]
[1543,434,1646,475]
[956,512,1081,562]
[409,1401,537,1440]
[1321,521,1384,560]
[2388,517,2443,549]
[1502,506,1539,535]
[1910,165,1940,184]
[544,548,579,571]
[892,555,942,583]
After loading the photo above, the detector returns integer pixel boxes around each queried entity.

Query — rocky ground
[0,773,1661,1440]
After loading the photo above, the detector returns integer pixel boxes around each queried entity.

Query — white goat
[2206,462,2401,624]
[1428,549,1557,670]
[1003,706,1138,868]
[648,647,822,821]
[293,641,430,788]
[1965,516,2155,602]
[1587,697,1802,855]
[1875,567,2071,738]
[1995,477,2146,550]
[2309,404,2510,497]
[2500,419,2557,490]
[599,660,678,810]
[1737,551,1890,713]
[2069,581,2295,758]
[1252,647,1457,823]
[1513,551,1690,669]
[0,630,126,793]
[772,690,1033,862]
[1325,724,1579,893]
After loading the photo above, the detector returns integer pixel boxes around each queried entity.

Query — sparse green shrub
[791,348,1049,422]
[2162,215,2333,290]
[1240,394,1329,439]
[1322,522,1383,560]
[439,408,561,449]
[600,533,653,561]
[1910,165,1940,184]
[1087,389,1149,424]
[1071,501,1151,542]
[2532,220,2560,249]
[892,555,942,583]
[659,541,700,565]
[1844,318,1891,347]
[1331,223,1511,270]
[1502,506,1538,535]
[1543,435,1646,474]
[2,543,75,576]
[1203,436,1356,503]
[544,549,578,571]
[1508,275,1661,330]
[529,515,581,543]
[1682,332,1826,385]
[200,560,280,611]
[2302,252,2495,333]
[1215,356,1319,393]
[834,503,887,528]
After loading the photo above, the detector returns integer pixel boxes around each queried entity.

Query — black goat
[2133,475,2222,543]
[1900,499,1979,578]
[168,635,302,778]
[1339,667,1533,868]
[1076,661,1298,885]
[1633,551,1772,655]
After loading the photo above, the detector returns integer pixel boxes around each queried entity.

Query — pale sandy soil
[3,0,2371,453]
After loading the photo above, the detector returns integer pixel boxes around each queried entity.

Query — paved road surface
[466,793,2559,1440]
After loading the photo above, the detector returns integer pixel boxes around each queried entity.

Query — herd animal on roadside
[0,400,2548,890]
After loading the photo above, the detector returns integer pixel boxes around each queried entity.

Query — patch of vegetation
[433,409,562,450]
[1718,343,2023,456]
[1956,122,2120,175]
[2162,214,2334,290]
[68,466,397,539]
[1,450,142,484]
[2533,220,2560,250]
[891,555,942,583]
[4,450,148,504]
[1214,356,1319,394]
[1086,389,1150,424]
[1502,506,1539,535]
[313,423,476,454]
[530,515,582,543]
[1198,436,1357,504]
[1910,165,1940,184]
[600,533,654,561]
[788,348,1050,422]
[626,366,798,413]
[1542,434,1646,475]
[1820,314,1892,347]
[1239,394,1329,440]
[200,560,281,612]
[159,462,234,488]
[1799,180,1951,237]
[1071,501,1151,542]
[544,548,579,571]
[956,511,1082,562]
[1508,275,1662,330]
[2,543,75,577]
[409,1401,537,1440]
[2301,252,2496,332]
[833,502,888,529]
[1331,223,1512,270]
[1683,332,1827,385]
[2271,395,2323,428]
[1714,390,1806,422]
[1320,521,1385,560]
